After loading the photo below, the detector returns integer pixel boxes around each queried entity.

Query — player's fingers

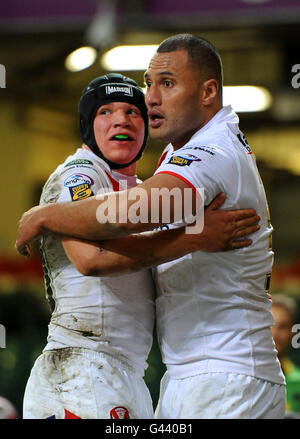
[235,215,261,229]
[234,224,260,238]
[232,208,258,220]
[229,238,253,250]
[15,242,30,258]
[205,192,226,211]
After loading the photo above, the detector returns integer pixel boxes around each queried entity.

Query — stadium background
[0,0,300,415]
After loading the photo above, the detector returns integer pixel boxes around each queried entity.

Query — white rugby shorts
[23,348,154,419]
[155,371,286,419]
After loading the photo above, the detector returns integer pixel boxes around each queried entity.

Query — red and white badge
[110,406,130,419]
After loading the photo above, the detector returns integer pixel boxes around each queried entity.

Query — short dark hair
[157,33,223,90]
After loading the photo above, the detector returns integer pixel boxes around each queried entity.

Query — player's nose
[113,110,131,127]
[145,85,162,108]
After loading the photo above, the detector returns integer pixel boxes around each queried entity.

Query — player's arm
[61,231,190,277]
[16,173,258,256]
[16,173,195,245]
[62,229,200,277]
[61,237,126,277]
[62,193,260,277]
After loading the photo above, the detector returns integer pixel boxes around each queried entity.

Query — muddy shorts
[23,347,154,419]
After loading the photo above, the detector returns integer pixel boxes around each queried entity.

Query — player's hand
[15,205,45,257]
[198,192,261,252]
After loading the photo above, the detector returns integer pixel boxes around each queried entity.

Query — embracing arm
[16,173,194,249]
[62,193,260,277]
[16,173,259,257]
[61,230,192,277]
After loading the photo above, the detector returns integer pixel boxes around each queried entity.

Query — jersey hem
[44,323,147,377]
[165,361,286,385]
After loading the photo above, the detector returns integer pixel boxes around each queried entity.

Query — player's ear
[201,79,219,107]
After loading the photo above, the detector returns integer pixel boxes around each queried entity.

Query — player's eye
[128,108,140,115]
[98,108,110,115]
[163,79,173,87]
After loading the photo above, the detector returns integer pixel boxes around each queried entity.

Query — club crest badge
[110,406,130,419]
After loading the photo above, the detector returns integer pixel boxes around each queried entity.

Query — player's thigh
[155,372,285,419]
[24,349,153,419]
[23,352,63,419]
[90,354,154,419]
[23,349,100,419]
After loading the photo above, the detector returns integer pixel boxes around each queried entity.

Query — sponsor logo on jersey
[64,174,94,201]
[264,273,271,294]
[65,159,94,167]
[110,406,130,419]
[167,155,201,167]
[105,85,133,97]
[69,183,94,201]
[237,133,253,155]
[188,146,216,156]
[64,173,94,188]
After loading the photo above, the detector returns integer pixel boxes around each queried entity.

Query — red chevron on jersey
[156,150,168,170]
[105,171,122,191]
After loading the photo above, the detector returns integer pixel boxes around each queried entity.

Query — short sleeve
[154,145,235,205]
[40,159,109,206]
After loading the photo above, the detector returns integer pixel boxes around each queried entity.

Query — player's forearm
[95,227,198,275]
[16,193,174,257]
[39,196,140,240]
[93,203,262,275]
[62,227,196,277]
[61,236,133,277]
[39,193,167,240]
[16,173,197,257]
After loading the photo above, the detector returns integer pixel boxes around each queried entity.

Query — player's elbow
[80,265,101,276]
[75,259,100,277]
[74,257,128,277]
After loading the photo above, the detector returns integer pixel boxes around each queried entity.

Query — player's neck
[115,163,137,176]
[81,144,137,176]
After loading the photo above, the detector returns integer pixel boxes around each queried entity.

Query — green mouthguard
[115,134,129,140]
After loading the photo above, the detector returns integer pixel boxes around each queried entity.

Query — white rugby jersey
[153,105,285,385]
[40,147,155,376]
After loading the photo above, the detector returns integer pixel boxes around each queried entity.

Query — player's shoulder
[60,148,102,173]
[156,115,243,173]
[179,122,243,164]
[40,148,107,204]
[166,142,230,170]
[180,143,220,159]
[55,149,111,186]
